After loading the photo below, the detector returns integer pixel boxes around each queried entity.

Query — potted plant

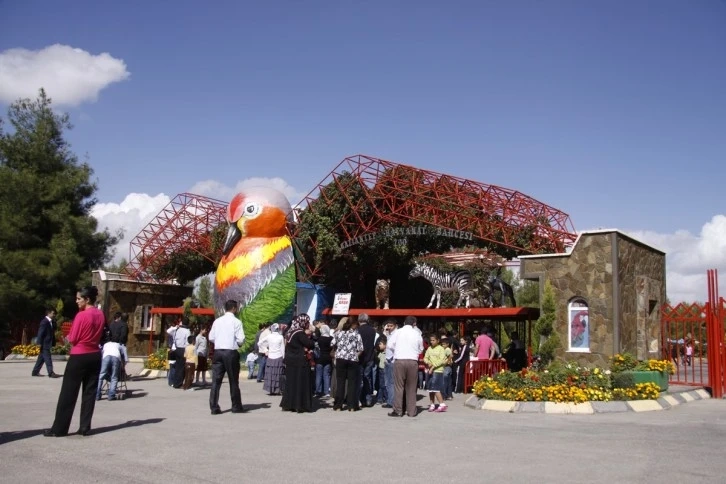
[610,353,674,392]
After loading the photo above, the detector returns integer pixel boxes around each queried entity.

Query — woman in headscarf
[280,314,315,412]
[262,323,285,396]
[314,323,334,397]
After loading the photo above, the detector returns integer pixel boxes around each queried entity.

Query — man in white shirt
[167,318,191,389]
[382,319,398,408]
[96,341,128,401]
[208,300,245,415]
[256,322,271,383]
[387,315,423,418]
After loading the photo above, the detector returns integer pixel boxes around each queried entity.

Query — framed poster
[331,293,352,315]
[568,305,589,352]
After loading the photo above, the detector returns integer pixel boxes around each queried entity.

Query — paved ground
[2,360,726,484]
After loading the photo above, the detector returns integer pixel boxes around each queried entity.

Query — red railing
[464,359,508,393]
[706,270,724,398]
[661,301,709,387]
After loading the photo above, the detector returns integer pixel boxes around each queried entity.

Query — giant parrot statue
[214,187,296,347]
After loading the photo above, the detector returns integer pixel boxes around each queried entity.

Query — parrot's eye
[243,202,261,218]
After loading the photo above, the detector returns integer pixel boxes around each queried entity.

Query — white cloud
[628,214,726,303]
[0,44,130,106]
[189,177,304,205]
[92,193,171,262]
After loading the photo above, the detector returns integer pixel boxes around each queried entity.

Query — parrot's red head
[221,187,294,256]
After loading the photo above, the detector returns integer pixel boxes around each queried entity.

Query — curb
[464,388,711,413]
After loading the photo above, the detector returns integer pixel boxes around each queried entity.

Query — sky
[1,0,724,303]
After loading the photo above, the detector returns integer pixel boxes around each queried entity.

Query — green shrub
[50,343,70,355]
[612,372,635,389]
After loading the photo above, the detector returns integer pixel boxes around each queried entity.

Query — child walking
[376,336,388,404]
[183,335,197,390]
[424,334,447,413]
[194,327,208,385]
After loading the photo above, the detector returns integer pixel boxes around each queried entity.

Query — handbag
[305,348,315,367]
[313,343,321,360]
[167,328,178,360]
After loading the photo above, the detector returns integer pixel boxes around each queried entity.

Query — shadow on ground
[0,418,165,444]
[91,418,165,435]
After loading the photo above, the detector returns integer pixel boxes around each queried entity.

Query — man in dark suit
[32,308,60,378]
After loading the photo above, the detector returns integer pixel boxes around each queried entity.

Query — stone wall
[616,236,666,360]
[520,232,614,367]
[92,271,193,356]
[520,230,665,368]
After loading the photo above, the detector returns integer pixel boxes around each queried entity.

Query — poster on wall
[569,307,590,352]
[332,293,352,315]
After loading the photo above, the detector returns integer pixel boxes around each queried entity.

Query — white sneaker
[428,404,436,412]
[435,405,447,413]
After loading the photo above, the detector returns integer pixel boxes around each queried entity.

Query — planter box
[622,370,669,392]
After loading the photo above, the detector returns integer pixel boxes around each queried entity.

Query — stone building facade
[92,270,193,356]
[519,230,666,367]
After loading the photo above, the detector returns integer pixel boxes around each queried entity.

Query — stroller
[99,364,129,400]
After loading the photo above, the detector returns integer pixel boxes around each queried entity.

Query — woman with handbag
[332,318,364,412]
[280,314,315,413]
[44,286,106,437]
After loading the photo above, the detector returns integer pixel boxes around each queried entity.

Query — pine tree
[535,279,560,365]
[0,89,117,328]
[195,275,214,308]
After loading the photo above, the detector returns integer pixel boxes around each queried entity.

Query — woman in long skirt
[280,314,315,412]
[262,324,285,395]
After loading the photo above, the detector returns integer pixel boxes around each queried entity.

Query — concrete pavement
[2,359,726,483]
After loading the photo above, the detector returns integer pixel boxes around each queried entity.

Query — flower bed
[144,348,168,370]
[472,355,674,404]
[11,343,70,357]
[11,344,40,357]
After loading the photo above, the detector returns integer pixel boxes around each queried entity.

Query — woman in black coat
[280,314,315,413]
[314,324,334,397]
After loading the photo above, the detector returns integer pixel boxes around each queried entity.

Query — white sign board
[332,293,352,315]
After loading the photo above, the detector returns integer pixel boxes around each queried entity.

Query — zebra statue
[408,262,475,309]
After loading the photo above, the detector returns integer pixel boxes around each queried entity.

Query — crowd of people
[41,291,527,435]
[241,311,525,416]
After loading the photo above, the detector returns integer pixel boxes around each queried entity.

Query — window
[568,298,589,352]
[141,305,153,331]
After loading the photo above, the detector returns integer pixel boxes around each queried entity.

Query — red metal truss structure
[124,193,228,281]
[292,154,577,278]
[123,155,576,282]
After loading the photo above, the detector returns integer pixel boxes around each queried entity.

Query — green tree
[0,89,117,330]
[195,275,214,308]
[535,279,559,365]
[103,258,128,274]
[182,297,198,331]
[514,277,540,308]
